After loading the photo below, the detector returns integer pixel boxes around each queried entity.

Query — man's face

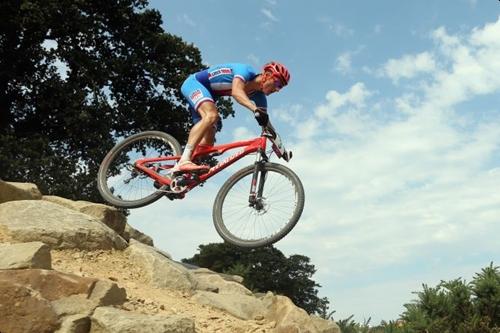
[262,75,284,96]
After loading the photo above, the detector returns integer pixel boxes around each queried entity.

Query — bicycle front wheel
[97,131,182,208]
[213,162,305,248]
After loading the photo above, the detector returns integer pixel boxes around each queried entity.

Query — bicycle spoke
[219,166,300,243]
[99,132,181,207]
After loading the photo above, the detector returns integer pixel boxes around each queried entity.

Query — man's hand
[254,107,269,126]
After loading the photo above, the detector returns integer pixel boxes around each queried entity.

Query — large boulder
[0,241,52,269]
[262,293,341,333]
[55,314,91,333]
[311,315,342,333]
[42,196,127,236]
[192,290,266,320]
[125,240,195,291]
[0,269,127,333]
[0,269,97,301]
[51,280,127,317]
[90,306,195,333]
[192,268,252,295]
[0,180,42,203]
[122,223,154,246]
[0,200,127,250]
[0,280,60,333]
[43,195,154,246]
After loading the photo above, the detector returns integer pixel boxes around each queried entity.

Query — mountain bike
[97,126,304,248]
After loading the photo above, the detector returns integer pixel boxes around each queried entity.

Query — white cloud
[425,20,500,108]
[278,17,500,282]
[331,23,354,37]
[179,14,196,27]
[261,8,278,22]
[314,82,372,122]
[232,126,254,141]
[380,52,436,83]
[335,47,364,75]
[335,52,352,74]
[318,17,354,38]
[273,104,304,126]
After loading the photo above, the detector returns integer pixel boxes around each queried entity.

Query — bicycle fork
[248,149,268,210]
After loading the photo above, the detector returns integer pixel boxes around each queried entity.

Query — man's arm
[231,78,259,112]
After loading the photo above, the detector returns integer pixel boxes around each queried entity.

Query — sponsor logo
[208,68,232,79]
[209,149,245,173]
[190,90,203,103]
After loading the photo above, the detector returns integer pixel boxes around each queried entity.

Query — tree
[472,263,500,327]
[400,263,500,333]
[0,0,233,201]
[183,242,330,315]
[332,263,500,333]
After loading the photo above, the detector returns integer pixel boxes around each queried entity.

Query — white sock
[179,144,194,164]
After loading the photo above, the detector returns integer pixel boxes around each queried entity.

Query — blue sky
[128,0,500,323]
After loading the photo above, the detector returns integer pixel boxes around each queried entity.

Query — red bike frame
[133,136,268,191]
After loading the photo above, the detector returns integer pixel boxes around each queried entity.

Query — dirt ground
[51,249,277,333]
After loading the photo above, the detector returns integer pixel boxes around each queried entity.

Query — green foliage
[472,263,500,327]
[183,242,329,315]
[0,0,233,201]
[333,263,500,333]
[399,262,500,333]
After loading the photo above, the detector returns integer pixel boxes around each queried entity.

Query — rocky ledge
[0,180,341,333]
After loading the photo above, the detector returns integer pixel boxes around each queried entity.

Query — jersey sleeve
[232,64,257,83]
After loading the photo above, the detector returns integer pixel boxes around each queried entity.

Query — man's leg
[177,102,219,171]
[183,101,218,157]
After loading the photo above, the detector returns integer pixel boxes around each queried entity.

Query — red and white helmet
[263,61,290,86]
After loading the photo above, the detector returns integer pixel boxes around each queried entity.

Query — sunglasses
[273,79,284,90]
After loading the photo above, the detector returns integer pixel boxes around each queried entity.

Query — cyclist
[173,61,291,173]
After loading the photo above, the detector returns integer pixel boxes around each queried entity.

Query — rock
[0,280,60,333]
[51,280,126,317]
[0,200,127,250]
[41,195,85,211]
[42,196,155,246]
[192,290,266,320]
[220,272,245,284]
[51,294,97,317]
[90,306,195,333]
[55,314,91,333]
[125,240,195,291]
[311,315,341,333]
[0,180,42,203]
[42,196,127,237]
[0,241,51,269]
[88,280,127,306]
[0,268,127,331]
[192,268,252,295]
[0,269,97,301]
[122,223,154,246]
[263,293,341,333]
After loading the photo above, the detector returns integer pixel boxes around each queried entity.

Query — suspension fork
[248,148,268,208]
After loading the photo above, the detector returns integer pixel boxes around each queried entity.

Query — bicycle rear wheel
[213,162,305,248]
[97,131,181,208]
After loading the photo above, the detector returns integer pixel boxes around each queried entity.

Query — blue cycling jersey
[196,63,260,96]
[180,63,267,131]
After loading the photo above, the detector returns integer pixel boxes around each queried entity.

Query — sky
[127,0,500,324]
